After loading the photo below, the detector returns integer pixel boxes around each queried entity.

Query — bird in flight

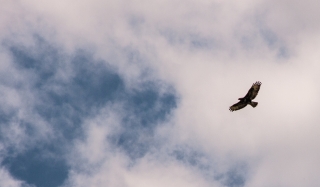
[229,81,262,112]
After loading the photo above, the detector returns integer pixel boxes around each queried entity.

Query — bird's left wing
[229,101,247,112]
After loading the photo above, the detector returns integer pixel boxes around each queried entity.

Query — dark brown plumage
[229,81,262,112]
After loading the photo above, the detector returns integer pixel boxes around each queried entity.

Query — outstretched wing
[244,81,261,100]
[229,101,247,112]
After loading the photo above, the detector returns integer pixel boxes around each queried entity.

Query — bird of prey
[229,81,262,112]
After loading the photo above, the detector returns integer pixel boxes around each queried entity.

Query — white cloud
[0,167,26,187]
[64,107,217,187]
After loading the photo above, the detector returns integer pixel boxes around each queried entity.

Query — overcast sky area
[1,0,320,187]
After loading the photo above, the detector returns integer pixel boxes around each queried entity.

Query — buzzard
[229,81,262,112]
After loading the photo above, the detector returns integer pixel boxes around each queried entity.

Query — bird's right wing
[229,101,247,112]
[244,81,262,100]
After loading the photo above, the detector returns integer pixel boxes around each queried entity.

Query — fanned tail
[249,102,258,108]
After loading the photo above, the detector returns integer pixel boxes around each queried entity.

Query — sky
[1,0,320,187]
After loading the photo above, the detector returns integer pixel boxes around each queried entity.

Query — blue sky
[1,1,320,187]
[1,36,178,187]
